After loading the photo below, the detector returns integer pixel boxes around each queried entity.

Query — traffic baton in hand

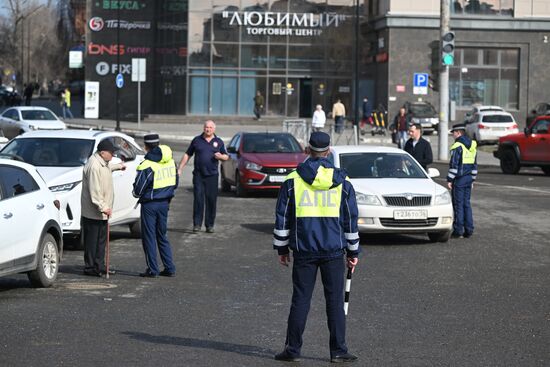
[105,217,110,279]
[344,267,352,315]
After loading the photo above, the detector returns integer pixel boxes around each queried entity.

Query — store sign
[222,11,347,37]
[272,82,282,95]
[84,82,100,119]
[88,43,151,55]
[157,22,187,31]
[69,51,83,68]
[96,62,132,76]
[89,17,151,31]
[89,17,105,32]
[96,1,146,10]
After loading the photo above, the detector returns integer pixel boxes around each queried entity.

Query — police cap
[144,133,160,144]
[309,131,330,152]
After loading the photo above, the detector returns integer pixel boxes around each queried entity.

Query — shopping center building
[84,0,550,123]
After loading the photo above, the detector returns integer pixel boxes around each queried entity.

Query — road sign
[116,73,124,89]
[413,73,429,95]
[131,58,146,82]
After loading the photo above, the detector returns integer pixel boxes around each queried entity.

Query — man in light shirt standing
[311,104,326,132]
[331,99,346,134]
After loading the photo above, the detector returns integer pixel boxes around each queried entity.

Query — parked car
[0,158,63,287]
[493,115,550,175]
[329,145,453,242]
[404,101,439,135]
[0,85,22,107]
[0,130,145,236]
[526,102,550,127]
[463,105,503,124]
[0,106,66,139]
[221,132,307,197]
[465,110,518,144]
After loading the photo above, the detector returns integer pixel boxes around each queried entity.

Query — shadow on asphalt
[360,233,432,246]
[240,223,273,234]
[121,331,327,362]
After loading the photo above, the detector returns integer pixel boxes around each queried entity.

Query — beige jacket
[81,152,123,220]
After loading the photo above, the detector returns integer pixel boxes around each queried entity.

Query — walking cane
[105,216,110,279]
[344,267,352,315]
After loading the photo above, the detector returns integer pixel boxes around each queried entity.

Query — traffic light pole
[439,0,450,160]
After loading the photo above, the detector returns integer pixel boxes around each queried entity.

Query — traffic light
[441,31,455,66]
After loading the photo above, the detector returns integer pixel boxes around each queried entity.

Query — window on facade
[451,0,513,16]
[449,48,519,110]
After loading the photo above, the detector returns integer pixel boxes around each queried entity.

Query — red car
[221,132,307,196]
[493,115,550,175]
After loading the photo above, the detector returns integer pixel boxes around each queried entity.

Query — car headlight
[434,191,451,205]
[244,161,262,171]
[356,191,382,206]
[49,181,81,192]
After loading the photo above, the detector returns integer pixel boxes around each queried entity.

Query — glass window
[267,77,286,116]
[190,0,213,11]
[501,49,518,67]
[269,45,287,69]
[482,49,498,65]
[21,110,57,120]
[452,0,514,16]
[339,153,426,179]
[288,46,324,70]
[0,138,95,167]
[240,77,266,116]
[189,42,211,66]
[241,45,267,68]
[0,166,40,199]
[463,49,479,65]
[212,77,237,114]
[242,0,268,12]
[190,76,209,114]
[212,12,239,42]
[213,43,239,67]
[290,0,326,12]
[499,68,518,110]
[189,12,212,44]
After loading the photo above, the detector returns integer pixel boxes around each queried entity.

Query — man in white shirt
[311,104,326,132]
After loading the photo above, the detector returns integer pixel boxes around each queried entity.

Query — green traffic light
[443,54,454,66]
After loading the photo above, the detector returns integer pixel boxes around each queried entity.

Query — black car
[526,102,550,127]
[404,101,439,135]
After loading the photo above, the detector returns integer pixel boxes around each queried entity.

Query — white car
[329,146,453,242]
[0,130,144,237]
[0,159,63,287]
[0,106,66,139]
[463,105,503,123]
[465,110,518,144]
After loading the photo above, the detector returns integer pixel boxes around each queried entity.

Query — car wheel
[129,220,141,238]
[28,233,59,288]
[221,168,231,192]
[235,171,247,197]
[500,149,520,174]
[541,166,550,176]
[428,231,451,243]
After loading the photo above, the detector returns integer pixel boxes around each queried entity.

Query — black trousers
[82,216,108,273]
[192,173,219,228]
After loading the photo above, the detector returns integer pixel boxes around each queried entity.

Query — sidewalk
[65,117,499,166]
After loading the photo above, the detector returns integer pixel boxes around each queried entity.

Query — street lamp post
[353,0,361,145]
[116,5,121,131]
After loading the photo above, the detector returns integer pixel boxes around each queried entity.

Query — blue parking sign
[116,73,124,89]
[413,73,429,95]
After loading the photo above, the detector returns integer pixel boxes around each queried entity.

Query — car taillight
[478,123,488,129]
[507,124,518,130]
[54,200,61,210]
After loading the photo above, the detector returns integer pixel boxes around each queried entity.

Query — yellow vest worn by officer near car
[133,145,178,202]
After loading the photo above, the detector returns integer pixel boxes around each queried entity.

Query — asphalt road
[0,159,549,366]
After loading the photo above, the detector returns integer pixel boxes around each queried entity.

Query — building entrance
[299,78,313,118]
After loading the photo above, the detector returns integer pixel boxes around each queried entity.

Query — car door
[224,134,240,185]
[0,165,45,262]
[110,136,144,221]
[529,119,550,161]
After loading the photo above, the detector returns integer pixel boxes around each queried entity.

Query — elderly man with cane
[81,139,125,277]
[272,131,360,363]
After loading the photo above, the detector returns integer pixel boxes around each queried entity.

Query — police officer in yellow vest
[447,124,478,239]
[133,134,178,277]
[273,132,360,363]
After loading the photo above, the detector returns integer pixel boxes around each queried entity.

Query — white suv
[0,159,63,287]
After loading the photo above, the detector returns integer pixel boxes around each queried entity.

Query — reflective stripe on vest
[450,141,477,164]
[292,175,342,218]
[137,146,177,189]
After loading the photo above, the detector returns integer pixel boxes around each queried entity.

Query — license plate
[268,175,285,183]
[491,127,505,131]
[394,210,428,220]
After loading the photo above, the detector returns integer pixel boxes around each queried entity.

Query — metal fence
[283,119,359,146]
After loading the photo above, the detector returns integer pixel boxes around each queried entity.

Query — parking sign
[413,73,428,95]
[116,73,124,89]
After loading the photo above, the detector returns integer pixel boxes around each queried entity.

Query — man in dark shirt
[178,120,229,233]
[390,107,411,149]
[404,123,433,170]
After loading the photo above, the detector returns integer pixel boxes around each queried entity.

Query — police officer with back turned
[273,131,360,363]
[447,124,478,239]
[133,134,178,278]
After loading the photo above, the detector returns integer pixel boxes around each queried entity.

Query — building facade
[365,0,550,124]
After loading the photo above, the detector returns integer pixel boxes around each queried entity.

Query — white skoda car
[329,146,453,242]
[0,130,144,237]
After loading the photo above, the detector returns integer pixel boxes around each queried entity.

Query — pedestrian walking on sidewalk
[447,123,478,239]
[61,87,74,119]
[253,90,264,120]
[272,131,360,363]
[81,139,125,277]
[178,120,229,233]
[331,99,346,134]
[390,107,411,149]
[311,104,326,132]
[133,134,178,278]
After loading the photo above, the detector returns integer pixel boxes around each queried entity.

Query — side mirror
[524,127,529,137]
[427,167,440,178]
[226,146,236,154]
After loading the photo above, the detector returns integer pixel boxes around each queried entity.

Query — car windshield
[242,133,302,153]
[339,152,427,179]
[0,138,95,167]
[409,104,436,116]
[482,115,513,123]
[21,110,57,120]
